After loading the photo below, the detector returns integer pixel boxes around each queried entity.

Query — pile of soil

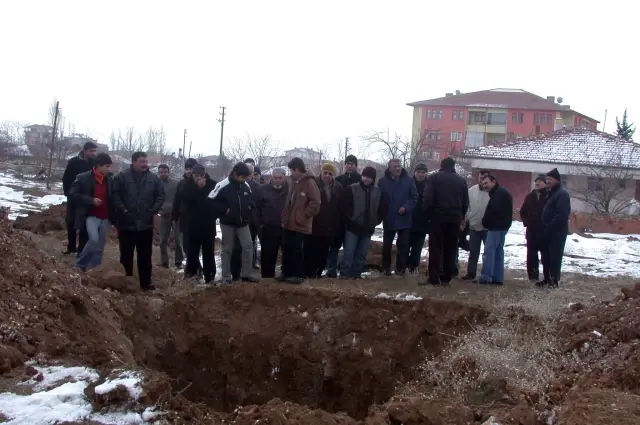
[13,203,67,234]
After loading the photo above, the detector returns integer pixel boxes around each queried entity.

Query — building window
[487,112,507,125]
[437,110,443,120]
[469,112,486,124]
[534,113,553,125]
[450,131,463,142]
[619,179,627,189]
[425,109,443,120]
[587,177,604,191]
[453,110,464,121]
[507,132,522,140]
[486,133,506,144]
[465,132,484,148]
[427,130,441,140]
[422,150,440,161]
[511,112,524,124]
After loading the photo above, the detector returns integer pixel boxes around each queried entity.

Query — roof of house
[458,128,640,169]
[407,88,599,122]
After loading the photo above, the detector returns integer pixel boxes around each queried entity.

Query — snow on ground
[0,363,162,425]
[0,171,65,219]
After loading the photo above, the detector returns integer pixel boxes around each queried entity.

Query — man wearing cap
[171,158,201,273]
[340,166,388,279]
[520,175,549,282]
[406,164,429,273]
[460,169,491,281]
[257,168,288,278]
[180,164,217,283]
[539,168,571,288]
[326,155,362,277]
[157,164,183,269]
[304,163,343,278]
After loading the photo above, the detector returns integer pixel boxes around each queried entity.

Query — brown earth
[2,205,640,424]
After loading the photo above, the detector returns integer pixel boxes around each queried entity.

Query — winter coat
[282,171,321,235]
[247,179,262,226]
[411,178,429,234]
[336,172,361,188]
[62,152,94,197]
[258,183,288,230]
[159,177,180,218]
[378,169,418,230]
[520,189,548,240]
[312,178,344,237]
[208,176,253,228]
[466,184,490,231]
[343,182,388,237]
[541,185,571,239]
[423,168,469,224]
[68,170,116,230]
[171,175,190,232]
[180,175,217,234]
[481,184,513,231]
[112,167,165,231]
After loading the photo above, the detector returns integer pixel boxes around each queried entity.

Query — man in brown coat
[280,157,321,284]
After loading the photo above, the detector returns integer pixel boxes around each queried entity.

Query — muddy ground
[2,204,640,424]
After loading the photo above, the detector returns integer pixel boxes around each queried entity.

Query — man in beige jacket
[461,169,491,280]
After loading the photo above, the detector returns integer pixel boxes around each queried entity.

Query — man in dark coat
[112,151,165,291]
[171,158,200,273]
[68,153,115,271]
[304,163,343,278]
[326,155,361,277]
[407,164,429,273]
[539,168,571,288]
[479,175,513,285]
[378,159,418,276]
[423,157,469,285]
[62,141,97,255]
[180,164,217,283]
[520,175,548,282]
[257,168,288,278]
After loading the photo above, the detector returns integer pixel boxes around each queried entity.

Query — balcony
[468,112,507,126]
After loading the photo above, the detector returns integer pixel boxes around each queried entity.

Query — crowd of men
[62,142,571,290]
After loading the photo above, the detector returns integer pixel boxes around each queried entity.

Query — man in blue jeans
[69,153,115,272]
[340,167,388,279]
[479,174,513,285]
[461,169,490,280]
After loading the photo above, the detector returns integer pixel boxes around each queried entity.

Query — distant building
[24,124,53,146]
[284,147,323,163]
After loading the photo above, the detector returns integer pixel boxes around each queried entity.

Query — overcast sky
[1,0,637,161]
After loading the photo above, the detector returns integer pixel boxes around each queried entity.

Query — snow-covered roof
[459,128,640,169]
[6,144,32,156]
[427,163,470,178]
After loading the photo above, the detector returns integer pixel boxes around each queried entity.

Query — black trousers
[542,233,567,282]
[66,204,88,253]
[526,234,544,280]
[118,229,153,288]
[260,226,282,278]
[182,231,202,273]
[407,231,427,272]
[428,222,459,282]
[303,235,333,278]
[382,229,410,274]
[281,230,305,278]
[186,229,216,283]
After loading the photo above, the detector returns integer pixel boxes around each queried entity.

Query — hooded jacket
[180,174,217,233]
[208,175,254,227]
[282,171,321,235]
[377,168,418,230]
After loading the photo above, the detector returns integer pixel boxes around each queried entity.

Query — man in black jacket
[68,153,115,271]
[209,162,259,285]
[180,164,217,283]
[112,151,165,291]
[520,175,548,282]
[171,158,200,273]
[407,163,429,273]
[62,141,97,255]
[257,168,288,278]
[479,175,513,285]
[423,157,469,285]
[327,154,362,277]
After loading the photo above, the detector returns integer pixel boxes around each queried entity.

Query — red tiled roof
[407,88,599,122]
[458,128,639,168]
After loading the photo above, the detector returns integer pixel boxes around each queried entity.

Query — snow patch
[375,292,423,301]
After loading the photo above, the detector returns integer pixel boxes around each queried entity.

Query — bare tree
[224,133,282,171]
[361,131,422,171]
[0,120,29,145]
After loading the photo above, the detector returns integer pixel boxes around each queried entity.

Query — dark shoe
[460,274,475,281]
[220,280,232,286]
[241,276,260,283]
[157,263,169,269]
[478,279,491,285]
[426,278,442,286]
[535,279,549,287]
[548,279,559,288]
[141,284,156,292]
[491,281,504,286]
[325,271,338,279]
[252,265,260,270]
[285,277,303,284]
[276,275,286,282]
[338,275,351,280]
[383,270,392,277]
[62,249,77,255]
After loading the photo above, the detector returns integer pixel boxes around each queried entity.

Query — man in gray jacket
[157,164,183,269]
[113,151,165,291]
[461,169,490,280]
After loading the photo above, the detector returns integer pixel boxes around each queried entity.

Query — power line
[218,106,226,157]
[46,101,60,190]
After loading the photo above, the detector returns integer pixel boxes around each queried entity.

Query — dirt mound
[13,203,66,234]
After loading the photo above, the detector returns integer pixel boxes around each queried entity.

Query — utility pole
[182,129,187,160]
[344,137,350,159]
[188,141,192,158]
[218,106,226,157]
[46,101,60,190]
[602,109,608,132]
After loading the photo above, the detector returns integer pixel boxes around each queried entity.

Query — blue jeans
[340,231,371,278]
[481,230,507,283]
[76,216,110,270]
[466,230,488,277]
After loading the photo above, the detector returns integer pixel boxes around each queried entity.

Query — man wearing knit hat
[340,166,388,279]
[304,163,344,278]
[327,155,362,277]
[171,158,200,273]
[406,164,429,273]
[520,174,549,282]
[539,168,571,288]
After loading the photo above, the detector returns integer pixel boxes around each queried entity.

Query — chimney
[445,93,454,97]
[546,96,555,103]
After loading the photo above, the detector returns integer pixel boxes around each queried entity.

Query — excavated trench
[120,285,488,419]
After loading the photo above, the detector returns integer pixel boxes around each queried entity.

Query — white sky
[1,0,637,161]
